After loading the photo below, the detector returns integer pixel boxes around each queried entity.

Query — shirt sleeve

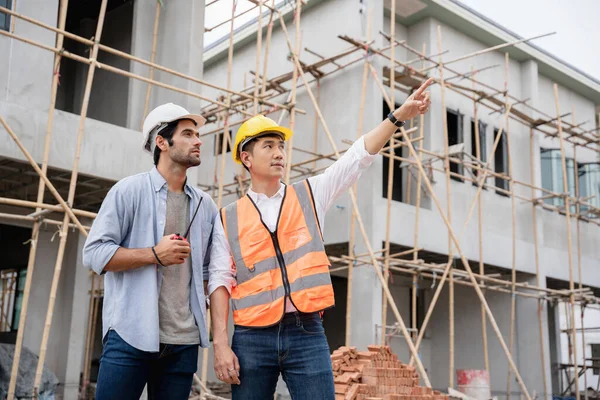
[308,135,377,217]
[82,183,130,275]
[206,208,236,296]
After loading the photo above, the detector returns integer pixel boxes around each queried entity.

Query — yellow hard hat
[232,115,293,164]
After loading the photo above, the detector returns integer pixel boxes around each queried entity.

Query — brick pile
[331,345,448,400]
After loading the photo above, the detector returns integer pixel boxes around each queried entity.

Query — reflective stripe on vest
[221,180,334,327]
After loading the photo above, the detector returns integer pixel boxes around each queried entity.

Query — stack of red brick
[331,345,448,400]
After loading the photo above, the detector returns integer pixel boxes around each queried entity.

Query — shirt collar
[247,181,285,202]
[149,166,194,197]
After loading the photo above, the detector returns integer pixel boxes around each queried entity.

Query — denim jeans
[95,330,198,400]
[231,312,335,400]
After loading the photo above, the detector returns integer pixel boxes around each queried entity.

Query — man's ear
[240,152,251,169]
[156,135,168,152]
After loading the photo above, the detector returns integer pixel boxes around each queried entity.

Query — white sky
[457,0,600,81]
[204,0,600,81]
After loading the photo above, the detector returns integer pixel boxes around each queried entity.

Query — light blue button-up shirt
[83,167,235,352]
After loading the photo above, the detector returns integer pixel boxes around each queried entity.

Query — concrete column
[3,0,58,110]
[62,232,92,400]
[128,0,206,131]
[516,275,553,399]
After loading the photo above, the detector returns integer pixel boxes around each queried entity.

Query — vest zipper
[270,231,292,301]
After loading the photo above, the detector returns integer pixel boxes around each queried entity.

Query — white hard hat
[142,103,206,154]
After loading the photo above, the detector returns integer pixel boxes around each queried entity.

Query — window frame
[0,0,12,32]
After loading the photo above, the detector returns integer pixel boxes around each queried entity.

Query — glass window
[0,0,11,32]
[579,163,600,213]
[540,149,576,209]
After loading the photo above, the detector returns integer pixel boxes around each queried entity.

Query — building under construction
[0,0,598,399]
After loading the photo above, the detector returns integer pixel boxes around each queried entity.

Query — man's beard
[171,150,201,167]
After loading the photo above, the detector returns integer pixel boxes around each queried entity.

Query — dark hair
[239,133,283,172]
[153,120,179,166]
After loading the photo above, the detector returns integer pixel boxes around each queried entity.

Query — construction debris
[331,345,448,400]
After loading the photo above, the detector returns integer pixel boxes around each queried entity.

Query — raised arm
[308,78,433,214]
[364,78,432,154]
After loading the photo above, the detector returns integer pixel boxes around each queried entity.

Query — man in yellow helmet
[210,78,433,399]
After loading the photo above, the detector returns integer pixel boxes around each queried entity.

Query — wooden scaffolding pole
[6,1,69,397]
[554,83,580,400]
[529,127,550,397]
[573,107,588,400]
[260,0,275,100]
[205,0,238,386]
[284,0,302,183]
[141,1,161,129]
[32,0,108,395]
[277,10,432,386]
[472,65,490,375]
[253,0,263,114]
[411,43,427,345]
[347,12,372,346]
[346,64,369,346]
[506,53,518,399]
[381,0,396,346]
[435,26,455,387]
[81,275,97,397]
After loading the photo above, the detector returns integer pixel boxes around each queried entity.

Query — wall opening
[56,0,134,128]
[470,119,487,187]
[494,128,509,195]
[0,224,31,344]
[382,101,403,202]
[446,109,464,182]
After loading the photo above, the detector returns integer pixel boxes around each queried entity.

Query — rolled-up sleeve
[83,184,128,275]
[206,213,236,296]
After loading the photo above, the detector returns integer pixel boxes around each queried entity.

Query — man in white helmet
[83,103,235,399]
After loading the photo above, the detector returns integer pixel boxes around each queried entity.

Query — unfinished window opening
[494,128,509,195]
[215,130,232,155]
[382,101,403,202]
[540,149,576,209]
[0,0,11,31]
[0,224,31,344]
[470,119,487,187]
[56,0,134,128]
[446,109,464,182]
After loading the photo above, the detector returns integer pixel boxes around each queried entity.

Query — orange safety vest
[220,180,334,327]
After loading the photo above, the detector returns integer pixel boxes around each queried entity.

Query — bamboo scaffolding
[204,0,238,387]
[346,11,371,346]
[433,26,456,388]
[554,84,579,400]
[141,1,161,129]
[411,43,427,345]
[573,106,588,399]
[0,120,88,237]
[32,0,108,395]
[381,0,396,347]
[0,4,598,397]
[277,9,432,386]
[0,5,295,116]
[394,68,532,398]
[472,64,490,375]
[505,52,518,400]
[284,0,302,184]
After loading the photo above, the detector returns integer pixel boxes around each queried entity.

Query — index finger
[414,78,434,97]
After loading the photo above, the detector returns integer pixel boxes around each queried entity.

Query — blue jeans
[95,330,198,400]
[231,312,335,400]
